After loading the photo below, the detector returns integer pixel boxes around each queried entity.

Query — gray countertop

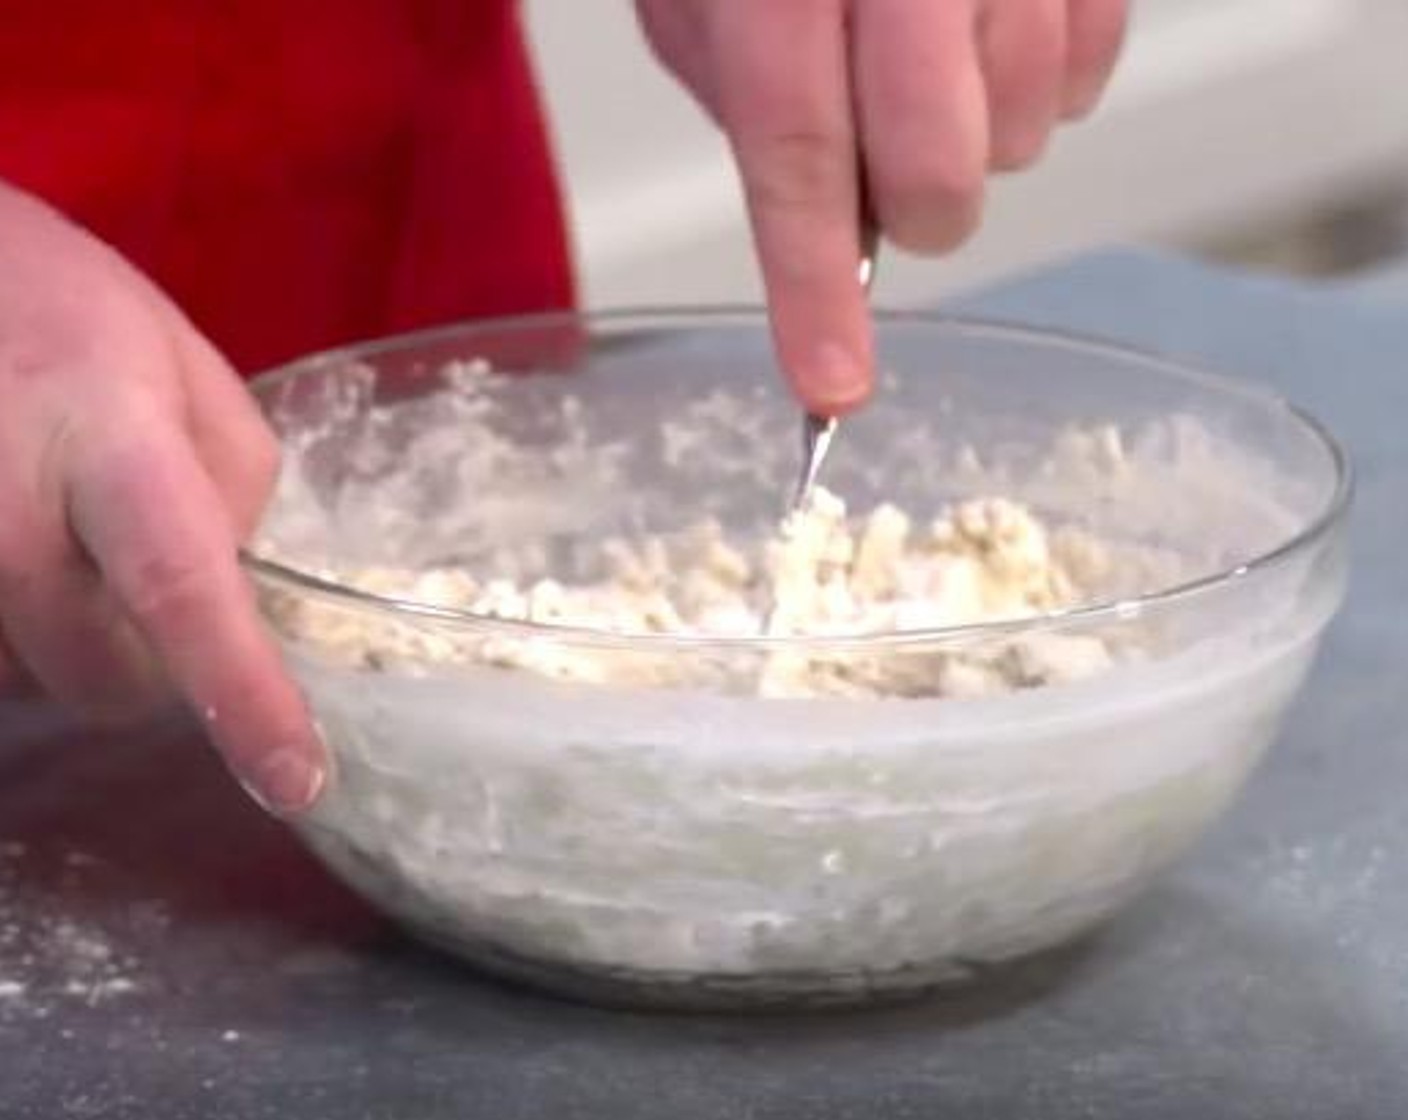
[2,250,1405,1119]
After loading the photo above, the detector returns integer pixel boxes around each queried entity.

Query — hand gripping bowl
[243,310,1349,1011]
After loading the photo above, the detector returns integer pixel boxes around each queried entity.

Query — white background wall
[524,0,1408,308]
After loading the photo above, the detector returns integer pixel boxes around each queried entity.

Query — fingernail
[239,749,326,816]
[806,343,871,412]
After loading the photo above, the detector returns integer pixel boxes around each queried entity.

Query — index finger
[712,0,873,414]
[1063,0,1127,118]
[68,418,325,814]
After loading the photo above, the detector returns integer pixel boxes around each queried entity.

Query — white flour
[250,357,1257,701]
[262,486,1141,699]
[0,842,144,1021]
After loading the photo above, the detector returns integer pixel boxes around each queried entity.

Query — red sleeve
[0,0,576,374]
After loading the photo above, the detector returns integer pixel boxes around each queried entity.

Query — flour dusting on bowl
[245,311,1348,1009]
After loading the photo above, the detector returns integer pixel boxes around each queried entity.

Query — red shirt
[0,1,576,374]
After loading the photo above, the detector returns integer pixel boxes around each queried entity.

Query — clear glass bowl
[244,310,1349,1010]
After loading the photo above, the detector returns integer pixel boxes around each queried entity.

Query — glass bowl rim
[240,306,1352,654]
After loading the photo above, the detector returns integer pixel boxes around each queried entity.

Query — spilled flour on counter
[0,843,146,1022]
[261,484,1141,699]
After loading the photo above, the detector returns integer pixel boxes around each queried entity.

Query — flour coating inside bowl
[255,359,1196,699]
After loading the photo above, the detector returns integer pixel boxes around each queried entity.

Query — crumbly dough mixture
[263,487,1121,699]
